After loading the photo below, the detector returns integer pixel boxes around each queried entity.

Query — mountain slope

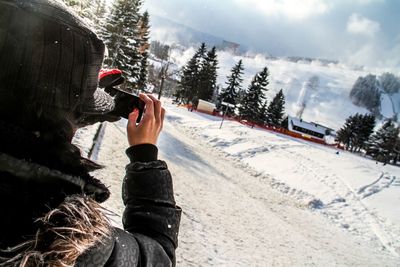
[150,15,229,48]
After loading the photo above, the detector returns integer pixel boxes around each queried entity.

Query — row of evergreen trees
[174,44,286,127]
[336,114,400,165]
[336,113,375,152]
[350,72,400,118]
[173,43,218,105]
[62,0,151,90]
[366,120,400,164]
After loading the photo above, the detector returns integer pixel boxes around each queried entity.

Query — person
[0,0,181,266]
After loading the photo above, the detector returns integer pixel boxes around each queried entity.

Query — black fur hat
[0,0,115,129]
[0,0,112,203]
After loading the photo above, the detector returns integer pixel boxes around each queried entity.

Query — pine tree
[366,120,400,164]
[258,101,268,125]
[101,0,143,89]
[379,72,400,95]
[61,0,91,17]
[218,60,244,116]
[174,43,207,104]
[353,114,375,151]
[137,11,151,90]
[336,117,354,150]
[281,115,289,129]
[238,67,269,123]
[336,113,375,151]
[198,47,218,102]
[350,75,381,116]
[393,134,400,165]
[174,56,198,104]
[150,41,170,61]
[61,0,106,30]
[90,0,107,34]
[266,89,286,127]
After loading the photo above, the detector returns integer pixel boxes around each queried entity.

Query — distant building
[288,116,336,141]
[220,40,240,54]
[197,99,216,114]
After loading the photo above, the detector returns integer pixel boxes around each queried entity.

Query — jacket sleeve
[122,144,181,265]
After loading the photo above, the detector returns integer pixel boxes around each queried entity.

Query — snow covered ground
[73,99,399,266]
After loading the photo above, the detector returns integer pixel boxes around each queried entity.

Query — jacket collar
[0,152,109,203]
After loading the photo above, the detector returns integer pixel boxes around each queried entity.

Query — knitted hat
[0,0,115,127]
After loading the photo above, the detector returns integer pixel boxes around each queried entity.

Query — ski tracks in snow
[274,147,400,256]
[162,118,397,266]
[73,112,399,266]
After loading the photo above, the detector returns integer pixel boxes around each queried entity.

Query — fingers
[139,93,154,121]
[148,94,162,123]
[126,94,165,146]
[160,107,166,130]
[128,108,139,124]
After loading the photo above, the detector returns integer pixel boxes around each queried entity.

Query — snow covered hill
[162,103,400,256]
[150,15,230,50]
[164,47,397,130]
[73,99,399,265]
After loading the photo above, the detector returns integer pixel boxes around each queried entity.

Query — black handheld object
[98,69,145,122]
[106,87,145,122]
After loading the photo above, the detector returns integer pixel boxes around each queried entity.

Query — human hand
[127,94,165,146]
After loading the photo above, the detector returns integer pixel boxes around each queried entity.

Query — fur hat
[0,0,115,128]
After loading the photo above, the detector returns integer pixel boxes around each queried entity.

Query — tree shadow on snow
[158,131,226,180]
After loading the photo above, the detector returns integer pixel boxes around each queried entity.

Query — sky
[142,0,400,70]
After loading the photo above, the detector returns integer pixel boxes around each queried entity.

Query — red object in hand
[98,69,125,88]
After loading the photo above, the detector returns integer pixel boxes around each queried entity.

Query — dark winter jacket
[77,145,182,267]
[0,142,181,267]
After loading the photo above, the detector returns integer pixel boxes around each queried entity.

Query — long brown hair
[0,196,111,267]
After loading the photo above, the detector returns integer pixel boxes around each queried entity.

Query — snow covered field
[74,99,399,266]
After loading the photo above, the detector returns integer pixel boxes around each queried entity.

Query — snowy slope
[381,92,400,118]
[150,15,228,49]
[73,100,399,265]
[168,48,397,130]
[163,101,400,257]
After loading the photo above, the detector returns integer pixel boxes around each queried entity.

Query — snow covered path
[163,103,400,256]
[77,113,398,266]
[159,122,397,266]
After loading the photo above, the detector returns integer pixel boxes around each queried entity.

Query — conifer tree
[137,11,151,90]
[366,120,400,164]
[198,47,218,102]
[393,134,400,165]
[266,89,286,127]
[353,114,375,151]
[90,0,107,34]
[238,67,269,123]
[336,113,375,151]
[281,115,289,129]
[61,0,90,17]
[195,43,207,62]
[61,0,106,31]
[258,101,268,125]
[102,0,143,89]
[175,43,207,104]
[350,75,381,116]
[174,56,198,104]
[379,72,400,95]
[336,115,356,150]
[218,60,244,115]
[150,41,170,61]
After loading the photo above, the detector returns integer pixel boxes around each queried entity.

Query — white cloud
[346,13,380,37]
[234,0,329,20]
[346,41,400,70]
[352,0,385,5]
